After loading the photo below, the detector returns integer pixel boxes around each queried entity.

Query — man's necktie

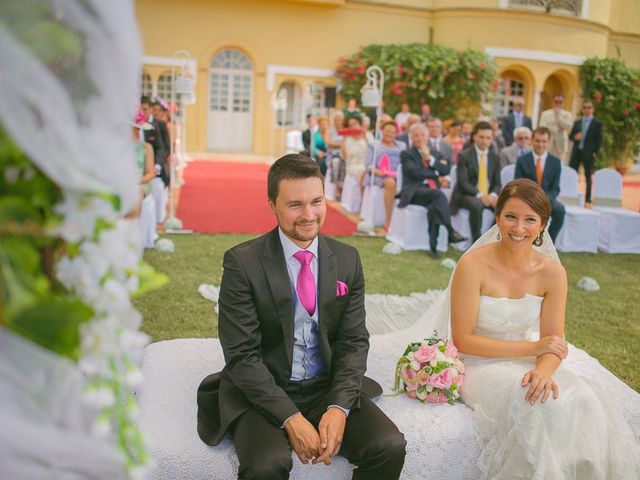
[478,151,488,195]
[431,139,439,152]
[293,250,316,316]
[536,156,543,185]
[580,118,588,149]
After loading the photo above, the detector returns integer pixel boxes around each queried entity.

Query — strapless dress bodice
[475,294,543,341]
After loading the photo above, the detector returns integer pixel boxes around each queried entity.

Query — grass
[137,233,640,392]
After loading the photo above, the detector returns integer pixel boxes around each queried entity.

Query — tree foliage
[580,57,640,169]
[336,43,498,120]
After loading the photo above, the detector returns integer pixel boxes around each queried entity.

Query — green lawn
[137,233,640,392]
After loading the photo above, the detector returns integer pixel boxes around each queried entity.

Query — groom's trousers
[230,376,406,480]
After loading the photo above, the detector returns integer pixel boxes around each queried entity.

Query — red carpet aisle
[176,161,357,235]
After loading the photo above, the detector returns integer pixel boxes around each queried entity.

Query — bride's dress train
[461,294,637,479]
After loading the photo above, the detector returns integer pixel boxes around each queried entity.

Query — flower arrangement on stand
[394,332,465,405]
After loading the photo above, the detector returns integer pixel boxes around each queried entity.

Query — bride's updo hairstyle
[495,179,551,246]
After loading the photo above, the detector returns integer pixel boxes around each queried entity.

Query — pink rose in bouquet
[394,331,465,405]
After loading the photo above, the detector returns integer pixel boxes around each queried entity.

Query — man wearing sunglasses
[539,94,573,164]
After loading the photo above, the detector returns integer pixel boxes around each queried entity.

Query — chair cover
[594,168,623,207]
[500,164,516,190]
[340,174,362,213]
[360,185,386,227]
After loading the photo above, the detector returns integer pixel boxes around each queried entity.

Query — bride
[439,178,638,479]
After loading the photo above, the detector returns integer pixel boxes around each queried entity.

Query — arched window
[492,77,526,118]
[156,71,174,102]
[140,72,153,98]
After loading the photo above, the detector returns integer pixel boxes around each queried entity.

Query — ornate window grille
[510,0,582,16]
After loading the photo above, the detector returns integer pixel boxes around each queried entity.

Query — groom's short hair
[268,154,324,203]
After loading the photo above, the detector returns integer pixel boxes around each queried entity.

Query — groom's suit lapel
[261,228,295,368]
[317,235,336,369]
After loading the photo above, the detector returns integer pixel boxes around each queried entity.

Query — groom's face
[269,176,326,248]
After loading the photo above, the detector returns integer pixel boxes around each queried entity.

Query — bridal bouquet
[393,332,465,405]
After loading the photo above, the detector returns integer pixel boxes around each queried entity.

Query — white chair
[285,129,304,154]
[324,161,337,201]
[555,166,601,253]
[449,165,495,251]
[500,164,516,190]
[594,168,623,207]
[385,168,448,252]
[592,168,640,253]
[340,173,362,213]
[558,165,584,207]
[140,194,158,249]
[150,177,167,224]
[360,184,386,227]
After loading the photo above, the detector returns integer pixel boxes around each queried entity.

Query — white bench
[136,336,640,479]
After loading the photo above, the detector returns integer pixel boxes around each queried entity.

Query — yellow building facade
[136,0,640,155]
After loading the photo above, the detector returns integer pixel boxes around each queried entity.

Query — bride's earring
[534,230,544,247]
[496,231,501,241]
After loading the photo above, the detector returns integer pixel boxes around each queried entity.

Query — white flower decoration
[382,242,402,255]
[155,238,175,253]
[577,276,600,292]
[440,258,457,269]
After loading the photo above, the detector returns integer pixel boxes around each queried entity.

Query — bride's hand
[535,335,568,359]
[521,369,559,405]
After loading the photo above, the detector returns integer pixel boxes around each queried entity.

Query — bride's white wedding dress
[462,293,638,479]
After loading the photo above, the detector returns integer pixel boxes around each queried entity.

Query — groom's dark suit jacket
[197,227,382,446]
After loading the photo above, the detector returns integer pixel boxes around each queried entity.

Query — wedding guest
[328,111,345,198]
[398,123,466,258]
[515,127,565,241]
[500,127,532,169]
[569,99,602,207]
[427,117,452,188]
[501,97,532,146]
[314,116,330,175]
[395,103,412,133]
[130,114,155,217]
[420,103,431,123]
[343,98,363,123]
[489,118,505,154]
[539,93,573,164]
[450,121,501,242]
[364,121,405,230]
[461,121,473,143]
[395,114,421,148]
[341,116,369,198]
[443,120,465,165]
[302,114,318,158]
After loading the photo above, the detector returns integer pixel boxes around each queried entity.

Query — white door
[208,49,253,151]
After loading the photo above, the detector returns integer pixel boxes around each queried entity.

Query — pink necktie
[293,250,316,316]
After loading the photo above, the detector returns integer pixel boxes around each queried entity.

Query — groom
[197,154,406,479]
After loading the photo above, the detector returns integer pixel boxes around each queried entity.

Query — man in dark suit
[301,114,317,158]
[398,124,467,259]
[501,97,533,146]
[140,96,170,186]
[197,154,406,479]
[450,121,502,242]
[569,100,603,206]
[515,127,565,241]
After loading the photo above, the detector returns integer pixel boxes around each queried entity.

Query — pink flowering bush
[393,332,465,405]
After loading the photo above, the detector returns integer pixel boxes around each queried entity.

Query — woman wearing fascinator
[443,178,638,478]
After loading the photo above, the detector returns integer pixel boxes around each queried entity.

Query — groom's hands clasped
[284,413,321,464]
[313,407,347,465]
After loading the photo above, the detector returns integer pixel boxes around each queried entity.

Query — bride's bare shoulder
[535,252,567,285]
[456,243,496,270]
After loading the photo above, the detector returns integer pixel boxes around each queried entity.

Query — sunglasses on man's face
[516,137,530,141]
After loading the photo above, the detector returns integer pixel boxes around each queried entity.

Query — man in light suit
[515,127,565,241]
[569,100,603,206]
[197,154,406,479]
[501,97,533,146]
[539,94,573,164]
[398,124,467,259]
[499,126,532,170]
[450,121,502,242]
